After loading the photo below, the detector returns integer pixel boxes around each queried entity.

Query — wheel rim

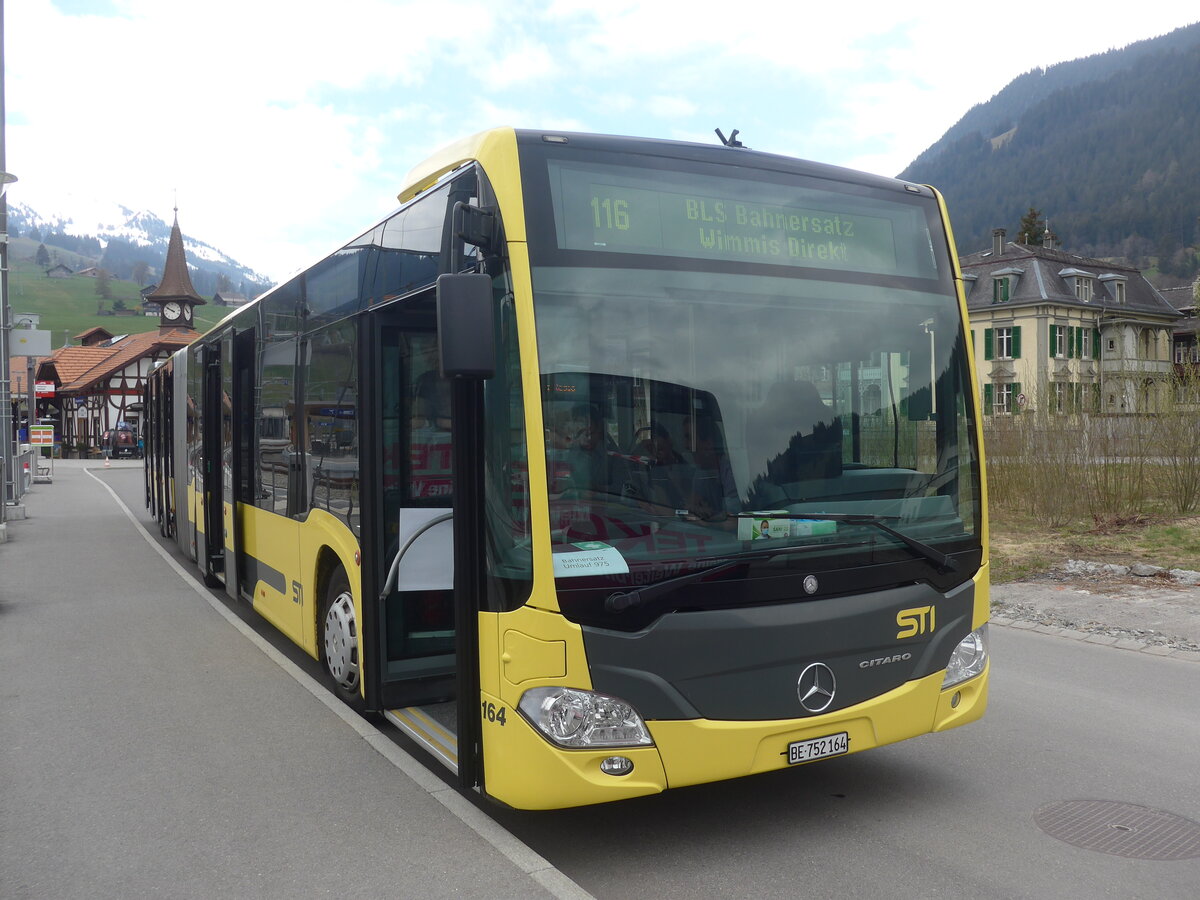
[323,589,360,692]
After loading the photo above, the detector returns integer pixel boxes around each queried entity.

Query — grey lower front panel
[583,578,975,721]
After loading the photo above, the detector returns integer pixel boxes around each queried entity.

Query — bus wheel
[321,567,363,708]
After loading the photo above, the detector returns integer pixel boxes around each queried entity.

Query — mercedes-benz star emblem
[797,662,836,713]
[802,575,819,594]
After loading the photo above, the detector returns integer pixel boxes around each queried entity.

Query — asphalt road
[4,462,1198,899]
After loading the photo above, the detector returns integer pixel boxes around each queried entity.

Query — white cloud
[6,0,1197,279]
[646,95,698,119]
[484,40,558,89]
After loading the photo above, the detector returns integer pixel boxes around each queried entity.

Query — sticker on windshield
[552,542,630,578]
[737,513,838,541]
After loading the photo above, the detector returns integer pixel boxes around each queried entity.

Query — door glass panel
[380,311,455,675]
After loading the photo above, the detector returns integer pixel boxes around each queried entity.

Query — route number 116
[591,195,630,230]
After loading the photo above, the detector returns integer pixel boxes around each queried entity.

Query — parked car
[101,427,141,459]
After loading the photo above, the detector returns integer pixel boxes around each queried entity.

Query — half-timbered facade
[35,212,207,451]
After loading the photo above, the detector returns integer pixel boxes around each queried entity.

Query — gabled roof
[37,330,197,393]
[1158,283,1197,316]
[960,241,1181,319]
[37,346,117,386]
[75,326,115,345]
[147,213,205,305]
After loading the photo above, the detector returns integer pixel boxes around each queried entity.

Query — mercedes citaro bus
[145,128,989,810]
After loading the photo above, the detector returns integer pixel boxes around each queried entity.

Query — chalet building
[1159,280,1200,375]
[212,290,249,307]
[45,263,73,278]
[141,283,162,316]
[35,213,206,450]
[961,229,1181,416]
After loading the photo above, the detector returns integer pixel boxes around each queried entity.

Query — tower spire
[147,206,205,331]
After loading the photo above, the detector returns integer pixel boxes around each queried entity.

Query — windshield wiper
[603,515,957,614]
[806,513,959,574]
[604,544,830,613]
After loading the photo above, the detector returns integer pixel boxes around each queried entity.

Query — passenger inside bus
[631,422,694,510]
[682,416,739,517]
[549,404,630,498]
[412,367,452,431]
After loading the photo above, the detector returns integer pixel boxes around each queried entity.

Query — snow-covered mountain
[7,197,272,296]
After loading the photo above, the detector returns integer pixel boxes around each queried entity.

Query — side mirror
[437,273,495,379]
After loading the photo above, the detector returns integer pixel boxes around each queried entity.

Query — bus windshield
[521,145,982,625]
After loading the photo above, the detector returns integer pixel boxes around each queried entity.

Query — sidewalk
[0,462,584,899]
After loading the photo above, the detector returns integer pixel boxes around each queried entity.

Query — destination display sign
[548,160,935,279]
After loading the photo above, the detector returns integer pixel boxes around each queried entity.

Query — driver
[554,404,630,498]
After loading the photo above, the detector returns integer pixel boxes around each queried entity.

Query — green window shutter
[1049,324,1057,358]
[1012,326,1022,359]
[983,383,993,415]
[1068,327,1076,359]
[1092,328,1101,359]
[984,328,994,361]
[1075,326,1083,358]
[1012,382,1022,415]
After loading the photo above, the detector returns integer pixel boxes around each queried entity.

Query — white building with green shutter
[961,229,1180,416]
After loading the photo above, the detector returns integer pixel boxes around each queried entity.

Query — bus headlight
[942,625,989,689]
[518,687,654,748]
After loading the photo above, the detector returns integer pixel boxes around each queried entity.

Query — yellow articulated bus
[145,128,989,810]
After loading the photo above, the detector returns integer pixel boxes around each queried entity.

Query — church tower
[148,210,205,331]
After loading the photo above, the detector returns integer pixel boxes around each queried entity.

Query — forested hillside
[899,22,1200,283]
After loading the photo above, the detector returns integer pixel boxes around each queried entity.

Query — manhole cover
[1034,800,1200,860]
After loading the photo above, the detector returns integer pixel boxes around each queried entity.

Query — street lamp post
[0,170,16,520]
[0,0,15,524]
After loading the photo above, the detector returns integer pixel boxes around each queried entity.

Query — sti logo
[896,605,936,639]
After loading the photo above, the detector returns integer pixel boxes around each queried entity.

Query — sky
[6,1,1198,283]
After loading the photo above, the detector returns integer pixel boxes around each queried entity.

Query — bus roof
[399,127,932,206]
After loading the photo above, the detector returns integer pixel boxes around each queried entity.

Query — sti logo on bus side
[896,605,936,639]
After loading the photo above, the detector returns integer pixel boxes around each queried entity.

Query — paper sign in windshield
[552,542,630,578]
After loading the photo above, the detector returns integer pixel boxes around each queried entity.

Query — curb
[990,615,1200,663]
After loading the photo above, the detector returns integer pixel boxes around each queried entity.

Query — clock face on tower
[182,304,192,323]
[162,301,182,320]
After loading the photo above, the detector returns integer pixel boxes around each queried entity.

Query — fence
[984,376,1200,525]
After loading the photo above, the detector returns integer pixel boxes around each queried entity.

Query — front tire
[321,566,363,709]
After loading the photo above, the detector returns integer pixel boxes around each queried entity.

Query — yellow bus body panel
[296,509,362,660]
[475,563,988,808]
[240,504,304,645]
[400,128,526,245]
[477,663,987,809]
[650,665,988,791]
[930,185,990,562]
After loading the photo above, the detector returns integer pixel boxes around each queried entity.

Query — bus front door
[365,308,463,774]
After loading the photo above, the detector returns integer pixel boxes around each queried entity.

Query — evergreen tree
[35,243,50,267]
[1017,208,1046,245]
